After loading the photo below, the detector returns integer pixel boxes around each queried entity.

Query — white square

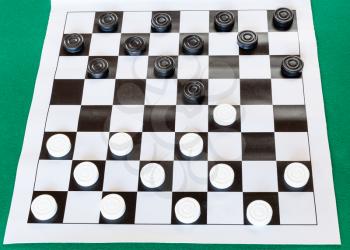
[55,56,88,79]
[208,132,242,161]
[275,132,310,161]
[241,105,274,132]
[175,105,208,132]
[178,56,209,79]
[121,12,152,33]
[239,55,271,79]
[140,132,175,161]
[238,10,268,32]
[180,11,209,33]
[89,33,121,56]
[110,105,144,132]
[242,161,278,192]
[46,105,80,132]
[135,192,172,224]
[149,33,179,56]
[272,79,305,105]
[269,32,300,55]
[208,79,240,105]
[63,191,102,223]
[73,132,109,160]
[82,79,115,105]
[103,161,139,191]
[279,192,316,224]
[207,192,243,224]
[116,56,148,79]
[209,33,239,55]
[145,79,177,105]
[172,161,208,192]
[34,160,72,191]
[64,12,95,34]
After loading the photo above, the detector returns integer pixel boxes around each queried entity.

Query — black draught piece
[182,35,204,55]
[281,56,304,78]
[183,80,205,104]
[237,30,258,50]
[151,13,172,32]
[123,36,147,56]
[154,56,176,78]
[273,8,294,30]
[63,33,84,54]
[98,12,119,32]
[87,58,109,79]
[214,11,235,32]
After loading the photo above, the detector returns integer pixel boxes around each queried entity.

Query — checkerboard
[5,0,340,244]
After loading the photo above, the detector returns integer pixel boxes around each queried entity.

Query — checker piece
[273,7,294,30]
[123,36,147,56]
[281,56,304,78]
[98,12,119,32]
[109,132,133,157]
[63,33,84,54]
[46,133,71,158]
[140,163,165,189]
[182,34,204,55]
[175,197,201,224]
[209,163,235,189]
[213,104,237,126]
[151,13,172,32]
[284,162,310,189]
[73,161,99,188]
[179,133,203,158]
[100,194,126,221]
[246,200,273,226]
[183,80,205,104]
[31,194,58,221]
[154,56,176,78]
[237,30,258,50]
[87,58,109,79]
[214,11,235,32]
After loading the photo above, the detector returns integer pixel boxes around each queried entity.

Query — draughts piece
[281,56,304,78]
[154,56,176,78]
[46,133,71,158]
[284,162,310,188]
[214,11,235,32]
[246,200,273,226]
[98,12,119,32]
[63,33,84,54]
[237,30,258,50]
[31,194,58,221]
[209,163,235,189]
[183,80,205,104]
[213,104,237,126]
[273,8,294,30]
[179,133,203,158]
[109,132,133,156]
[140,163,165,189]
[87,58,109,79]
[100,194,126,221]
[151,13,172,32]
[123,36,147,56]
[175,197,201,224]
[73,161,99,187]
[182,34,204,55]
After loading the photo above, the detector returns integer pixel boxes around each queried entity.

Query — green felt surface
[0,0,349,249]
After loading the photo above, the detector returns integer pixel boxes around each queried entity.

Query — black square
[208,161,242,191]
[60,34,91,56]
[107,132,141,160]
[209,105,240,132]
[171,192,207,224]
[143,105,176,132]
[39,132,76,160]
[239,33,269,55]
[267,10,298,32]
[240,79,272,105]
[242,133,275,160]
[93,12,124,33]
[86,56,118,79]
[28,191,67,223]
[179,33,208,55]
[151,11,180,33]
[177,79,208,105]
[78,106,112,132]
[99,192,137,224]
[270,55,301,79]
[50,80,84,105]
[209,56,239,79]
[147,56,178,79]
[209,10,238,32]
[138,161,173,191]
[114,79,146,104]
[175,132,207,161]
[69,161,105,191]
[243,192,280,225]
[119,33,150,56]
[273,105,308,132]
[277,161,313,192]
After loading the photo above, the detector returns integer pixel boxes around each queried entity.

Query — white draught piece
[175,197,201,224]
[30,194,58,221]
[109,132,133,156]
[100,194,126,221]
[246,200,273,226]
[140,163,165,189]
[284,162,310,188]
[46,133,71,158]
[73,161,99,187]
[209,163,235,189]
[213,104,237,126]
[179,133,203,158]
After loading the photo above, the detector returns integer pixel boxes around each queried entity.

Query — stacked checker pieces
[30,8,315,226]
